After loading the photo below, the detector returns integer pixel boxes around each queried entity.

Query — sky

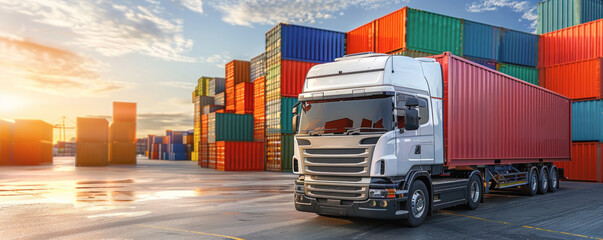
[0,0,541,141]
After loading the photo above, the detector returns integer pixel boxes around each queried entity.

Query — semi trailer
[292,52,571,226]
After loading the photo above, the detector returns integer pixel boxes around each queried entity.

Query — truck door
[395,94,435,171]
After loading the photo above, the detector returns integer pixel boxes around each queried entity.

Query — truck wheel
[548,166,559,192]
[538,167,549,194]
[466,175,482,210]
[404,180,429,227]
[521,167,538,196]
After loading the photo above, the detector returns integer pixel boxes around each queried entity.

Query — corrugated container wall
[254,77,266,141]
[572,100,603,142]
[497,63,539,85]
[463,56,497,70]
[539,19,603,67]
[208,78,225,96]
[406,8,462,55]
[432,53,571,166]
[76,118,109,166]
[556,142,602,182]
[214,93,225,106]
[216,141,265,171]
[77,118,109,143]
[266,97,298,135]
[375,8,407,53]
[538,0,603,34]
[0,120,13,165]
[13,120,53,165]
[250,53,266,81]
[347,21,375,54]
[235,82,254,114]
[279,24,346,63]
[539,58,602,100]
[500,29,539,67]
[207,113,254,143]
[462,20,500,61]
[225,60,250,111]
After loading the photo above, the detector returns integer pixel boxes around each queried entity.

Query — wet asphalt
[0,157,602,240]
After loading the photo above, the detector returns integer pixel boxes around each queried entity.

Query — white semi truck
[292,52,571,226]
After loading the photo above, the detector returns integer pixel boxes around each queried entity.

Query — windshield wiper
[344,127,387,135]
[307,128,338,136]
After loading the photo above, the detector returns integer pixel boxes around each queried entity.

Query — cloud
[180,0,204,14]
[207,0,404,27]
[137,112,193,136]
[466,0,537,31]
[158,81,196,89]
[199,54,231,68]
[0,0,196,62]
[0,37,128,95]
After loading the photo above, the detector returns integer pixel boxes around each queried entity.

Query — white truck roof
[300,53,443,101]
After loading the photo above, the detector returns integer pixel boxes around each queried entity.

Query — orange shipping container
[109,121,136,143]
[216,141,264,171]
[14,141,52,165]
[235,82,254,114]
[254,77,265,141]
[376,8,407,54]
[113,102,137,122]
[539,58,603,100]
[226,60,250,111]
[556,142,602,182]
[109,142,136,164]
[14,119,53,142]
[199,142,208,167]
[347,21,375,54]
[76,142,108,166]
[539,19,603,67]
[207,143,216,169]
[77,118,108,142]
[0,120,13,165]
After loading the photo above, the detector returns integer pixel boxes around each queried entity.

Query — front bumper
[294,193,409,220]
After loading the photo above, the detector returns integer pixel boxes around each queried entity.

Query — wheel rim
[470,180,480,203]
[542,171,548,191]
[531,173,537,191]
[411,189,426,218]
[551,169,558,188]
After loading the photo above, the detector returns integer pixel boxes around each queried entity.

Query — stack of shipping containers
[136,138,146,156]
[264,24,345,171]
[54,141,76,157]
[76,118,109,166]
[109,102,137,164]
[166,130,187,160]
[0,120,12,165]
[347,7,539,85]
[192,77,217,161]
[539,18,603,182]
[12,120,53,165]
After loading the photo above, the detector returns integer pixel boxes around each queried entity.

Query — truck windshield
[299,97,393,135]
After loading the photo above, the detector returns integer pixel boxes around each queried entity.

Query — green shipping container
[390,49,437,58]
[208,113,253,143]
[281,134,294,172]
[266,97,298,135]
[497,63,539,85]
[406,8,463,55]
[537,0,603,34]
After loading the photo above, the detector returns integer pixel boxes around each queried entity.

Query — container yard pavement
[1,158,602,240]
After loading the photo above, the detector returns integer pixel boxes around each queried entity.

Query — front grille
[305,183,367,200]
[305,148,366,155]
[306,157,364,164]
[307,166,365,173]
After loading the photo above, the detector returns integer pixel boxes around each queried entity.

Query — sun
[0,95,22,112]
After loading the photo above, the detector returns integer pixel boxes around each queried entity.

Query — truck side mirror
[405,97,419,107]
[404,109,419,131]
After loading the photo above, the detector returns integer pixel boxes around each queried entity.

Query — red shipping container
[556,142,602,182]
[432,53,571,166]
[207,143,216,169]
[13,141,53,165]
[376,7,407,54]
[216,109,236,114]
[226,60,250,111]
[539,58,603,100]
[281,60,320,97]
[347,21,375,54]
[254,77,265,141]
[113,102,137,122]
[539,19,603,67]
[216,141,265,171]
[235,82,254,114]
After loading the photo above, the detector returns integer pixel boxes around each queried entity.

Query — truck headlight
[369,189,396,198]
[294,184,305,193]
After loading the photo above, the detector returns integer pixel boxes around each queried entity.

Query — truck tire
[404,180,429,227]
[538,167,549,194]
[548,166,559,193]
[466,174,482,210]
[521,167,538,196]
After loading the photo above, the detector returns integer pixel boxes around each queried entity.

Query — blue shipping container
[463,56,497,70]
[500,29,538,67]
[168,152,188,161]
[281,24,346,63]
[572,100,603,142]
[462,21,501,61]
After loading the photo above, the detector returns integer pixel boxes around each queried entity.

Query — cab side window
[418,98,429,125]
